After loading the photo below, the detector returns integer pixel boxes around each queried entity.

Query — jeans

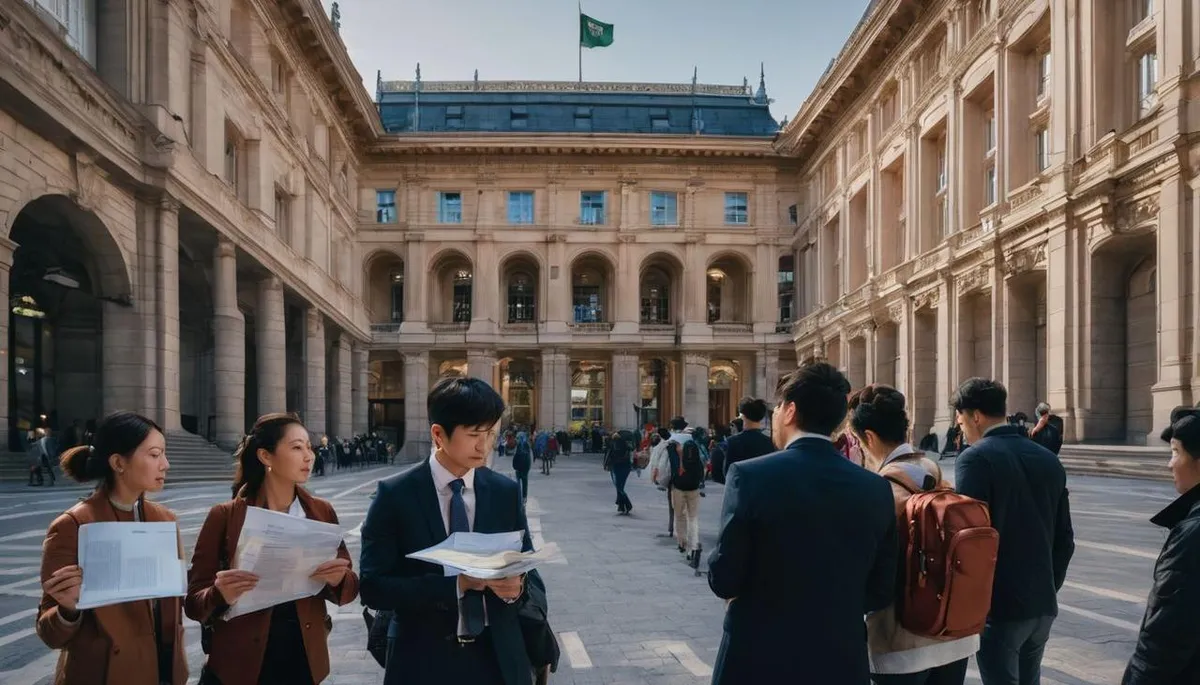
[611,464,632,511]
[872,658,969,685]
[515,470,529,501]
[975,616,1055,685]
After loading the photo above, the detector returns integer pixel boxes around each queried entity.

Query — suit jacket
[37,489,188,685]
[721,429,774,480]
[707,437,898,685]
[359,459,541,685]
[954,423,1074,621]
[185,486,359,685]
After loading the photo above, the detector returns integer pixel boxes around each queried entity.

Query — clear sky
[320,0,872,124]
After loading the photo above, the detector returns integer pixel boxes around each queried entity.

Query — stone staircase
[1058,444,1171,482]
[0,431,235,485]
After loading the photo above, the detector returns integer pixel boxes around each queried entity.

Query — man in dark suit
[721,396,774,481]
[953,378,1074,685]
[706,362,898,685]
[359,377,548,685]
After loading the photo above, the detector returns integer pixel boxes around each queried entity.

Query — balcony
[370,323,401,334]
[499,322,538,334]
[569,322,615,334]
[429,322,469,333]
[710,322,753,335]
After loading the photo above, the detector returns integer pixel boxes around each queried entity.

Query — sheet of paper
[407,532,562,580]
[76,521,186,610]
[225,506,345,619]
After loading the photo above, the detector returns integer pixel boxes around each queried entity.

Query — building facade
[780,0,1200,446]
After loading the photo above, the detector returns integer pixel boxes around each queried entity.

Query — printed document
[407,531,562,580]
[225,506,345,618]
[76,522,186,610]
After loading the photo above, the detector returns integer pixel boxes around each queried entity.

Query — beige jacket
[866,445,980,675]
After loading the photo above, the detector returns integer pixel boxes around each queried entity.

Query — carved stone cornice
[1116,194,1160,232]
[683,352,711,366]
[544,233,568,243]
[912,288,940,312]
[403,231,425,242]
[1002,243,1047,276]
[617,234,637,244]
[956,265,990,295]
[887,301,905,323]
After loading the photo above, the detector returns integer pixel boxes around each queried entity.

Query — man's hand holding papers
[407,532,563,580]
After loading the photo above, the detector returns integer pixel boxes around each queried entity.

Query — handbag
[362,608,393,668]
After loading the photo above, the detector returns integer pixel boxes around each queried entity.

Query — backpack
[513,443,532,472]
[671,440,704,491]
[883,470,999,638]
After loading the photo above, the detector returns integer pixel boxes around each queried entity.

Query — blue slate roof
[375,75,779,137]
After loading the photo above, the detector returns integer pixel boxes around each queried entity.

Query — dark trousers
[386,630,505,685]
[611,464,632,511]
[666,485,674,534]
[515,470,529,501]
[975,616,1055,685]
[872,658,969,685]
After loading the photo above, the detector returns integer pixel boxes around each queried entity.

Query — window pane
[439,192,462,224]
[376,190,396,223]
[724,192,749,224]
[650,192,677,226]
[508,191,534,224]
[580,191,605,225]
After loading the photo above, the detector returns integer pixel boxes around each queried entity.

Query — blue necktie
[449,479,484,637]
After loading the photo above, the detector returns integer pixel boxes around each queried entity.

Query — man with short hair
[707,362,898,684]
[359,377,551,685]
[1028,402,1063,455]
[721,397,774,481]
[953,378,1075,685]
[665,417,703,561]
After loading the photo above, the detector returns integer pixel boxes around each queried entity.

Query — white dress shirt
[785,431,834,450]
[428,454,486,634]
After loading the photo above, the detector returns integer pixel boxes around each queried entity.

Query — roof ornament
[691,66,698,93]
[473,69,479,90]
[415,63,422,83]
[743,76,749,93]
[755,62,771,105]
[330,2,340,33]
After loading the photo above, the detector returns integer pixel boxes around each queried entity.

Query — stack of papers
[407,532,562,580]
[76,522,186,610]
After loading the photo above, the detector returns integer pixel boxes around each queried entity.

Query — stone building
[779,0,1200,446]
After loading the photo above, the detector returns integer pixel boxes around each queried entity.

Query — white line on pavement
[331,478,380,501]
[1064,580,1147,604]
[0,608,37,628]
[1076,539,1159,560]
[0,557,42,565]
[0,530,49,543]
[1058,603,1141,632]
[1070,508,1150,520]
[663,642,713,677]
[0,626,36,649]
[346,522,363,538]
[558,631,593,669]
[0,508,67,522]
[0,647,59,685]
[0,566,37,576]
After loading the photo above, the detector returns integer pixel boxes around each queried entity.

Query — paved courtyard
[0,452,1174,684]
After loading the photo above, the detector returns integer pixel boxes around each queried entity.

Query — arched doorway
[569,252,614,325]
[365,251,405,325]
[638,357,675,427]
[708,360,741,429]
[639,252,683,326]
[706,253,752,324]
[6,195,131,451]
[500,357,537,430]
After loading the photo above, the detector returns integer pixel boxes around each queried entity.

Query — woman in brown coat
[36,411,187,685]
[186,413,359,685]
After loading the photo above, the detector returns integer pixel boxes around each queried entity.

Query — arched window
[389,268,404,323]
[777,255,795,324]
[452,270,473,323]
[572,268,604,323]
[640,269,670,324]
[508,272,536,323]
[706,269,725,323]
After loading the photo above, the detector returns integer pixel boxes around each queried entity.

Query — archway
[428,250,473,325]
[569,252,615,325]
[638,357,676,427]
[365,250,405,325]
[638,252,683,326]
[500,253,540,325]
[708,359,742,429]
[6,195,132,450]
[500,357,537,429]
[706,253,753,324]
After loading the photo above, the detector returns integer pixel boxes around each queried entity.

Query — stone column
[403,351,431,460]
[256,276,287,414]
[538,349,571,431]
[212,236,244,448]
[611,352,640,431]
[0,237,14,448]
[156,198,181,430]
[400,234,426,332]
[1152,175,1193,435]
[755,349,780,400]
[333,334,352,438]
[303,308,327,435]
[545,235,570,333]
[682,353,710,430]
[352,344,369,435]
[613,237,638,334]
[467,348,498,387]
[934,274,955,432]
[472,239,497,332]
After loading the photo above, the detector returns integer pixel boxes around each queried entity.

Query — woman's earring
[267,465,272,472]
[117,468,125,475]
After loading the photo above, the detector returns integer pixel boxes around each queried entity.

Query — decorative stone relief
[683,352,710,366]
[912,288,939,312]
[887,302,905,323]
[1002,244,1047,276]
[956,266,989,295]
[1116,195,1160,232]
[403,231,425,242]
[72,153,108,214]
[617,234,637,243]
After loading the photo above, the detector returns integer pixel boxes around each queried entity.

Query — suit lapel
[413,460,449,543]
[473,470,493,533]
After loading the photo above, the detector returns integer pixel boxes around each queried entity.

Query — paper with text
[225,506,345,619]
[76,521,186,610]
[407,531,561,580]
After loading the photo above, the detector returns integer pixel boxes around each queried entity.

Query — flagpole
[577,0,583,82]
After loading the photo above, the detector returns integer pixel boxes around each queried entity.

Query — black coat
[358,460,545,685]
[1122,484,1200,685]
[721,429,775,481]
[706,437,897,685]
[955,424,1075,620]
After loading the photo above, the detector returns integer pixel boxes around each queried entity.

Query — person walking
[707,362,898,684]
[186,413,358,685]
[649,427,674,537]
[603,430,634,514]
[36,411,188,685]
[512,431,533,502]
[721,398,774,480]
[953,378,1074,685]
[1028,403,1063,455]
[1122,408,1200,684]
[666,417,704,562]
[850,385,978,685]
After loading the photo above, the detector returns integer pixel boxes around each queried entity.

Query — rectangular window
[788,204,798,225]
[574,106,592,132]
[507,191,534,224]
[724,192,749,225]
[1036,51,1052,100]
[271,55,288,96]
[936,142,948,192]
[580,191,606,225]
[984,164,997,206]
[650,110,670,130]
[438,192,462,224]
[224,140,239,189]
[445,105,464,129]
[938,197,950,237]
[984,113,996,154]
[1134,0,1153,24]
[1035,127,1050,172]
[274,189,290,237]
[376,190,397,223]
[1138,51,1159,116]
[650,191,678,226]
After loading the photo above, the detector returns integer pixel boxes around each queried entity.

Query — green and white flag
[580,14,614,49]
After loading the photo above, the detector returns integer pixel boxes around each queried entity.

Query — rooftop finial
[755,62,769,105]
[691,66,698,92]
[330,1,340,33]
[473,69,479,89]
[743,76,749,92]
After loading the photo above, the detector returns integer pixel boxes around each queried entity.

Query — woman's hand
[43,565,82,614]
[213,569,260,604]
[310,558,351,587]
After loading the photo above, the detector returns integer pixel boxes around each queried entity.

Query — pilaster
[403,351,431,460]
[352,345,369,435]
[256,276,287,414]
[755,349,781,399]
[0,237,13,448]
[682,352,710,429]
[155,197,181,431]
[472,239,498,333]
[400,233,426,332]
[1151,175,1192,436]
[213,236,245,448]
[304,308,327,435]
[611,352,641,431]
[334,334,353,438]
[934,274,954,431]
[538,349,571,431]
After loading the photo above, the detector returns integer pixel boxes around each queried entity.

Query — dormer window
[650,109,670,130]
[510,106,528,130]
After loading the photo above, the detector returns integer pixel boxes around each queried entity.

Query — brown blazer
[186,486,359,685]
[36,489,188,685]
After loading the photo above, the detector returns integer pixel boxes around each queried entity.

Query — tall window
[224,127,241,190]
[572,271,604,323]
[580,191,606,225]
[438,192,462,224]
[452,270,472,322]
[389,269,404,322]
[724,192,749,225]
[640,270,670,324]
[508,191,534,224]
[376,190,397,223]
[936,136,949,236]
[507,272,535,323]
[1035,127,1050,172]
[707,270,725,323]
[985,165,997,206]
[274,189,290,238]
[777,256,795,324]
[650,191,678,226]
[1036,50,1052,101]
[984,111,997,207]
[1134,0,1153,24]
[33,0,96,64]
[1138,51,1159,116]
[936,142,948,192]
[570,364,606,425]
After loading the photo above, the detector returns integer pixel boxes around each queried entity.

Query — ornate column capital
[402,350,430,365]
[215,235,236,259]
[158,195,181,214]
[683,352,710,366]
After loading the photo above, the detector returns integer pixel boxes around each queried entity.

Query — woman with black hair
[849,385,976,685]
[187,413,359,685]
[36,411,187,685]
[1122,408,1200,684]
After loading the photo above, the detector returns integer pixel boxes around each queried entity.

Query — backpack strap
[882,472,922,495]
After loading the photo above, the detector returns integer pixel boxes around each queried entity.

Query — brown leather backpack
[884,475,999,638]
